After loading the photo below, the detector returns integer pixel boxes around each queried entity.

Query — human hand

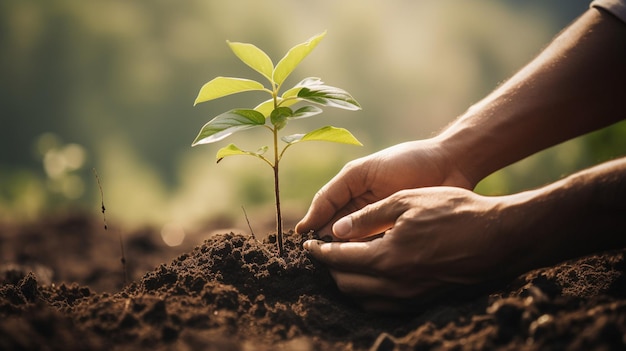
[295,139,473,237]
[303,187,526,313]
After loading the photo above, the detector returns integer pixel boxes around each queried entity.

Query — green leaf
[254,100,322,120]
[290,105,323,120]
[216,144,249,163]
[296,79,361,111]
[270,107,293,130]
[281,134,303,144]
[294,77,324,88]
[192,109,265,146]
[273,31,326,87]
[254,98,299,117]
[216,144,267,163]
[194,77,267,106]
[255,145,269,155]
[227,41,274,83]
[254,99,275,117]
[281,125,362,146]
[280,85,303,99]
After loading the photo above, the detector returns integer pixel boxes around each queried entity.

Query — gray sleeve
[591,0,626,24]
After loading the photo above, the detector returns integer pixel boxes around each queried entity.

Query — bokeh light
[2,0,623,230]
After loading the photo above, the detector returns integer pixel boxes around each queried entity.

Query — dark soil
[2,213,626,350]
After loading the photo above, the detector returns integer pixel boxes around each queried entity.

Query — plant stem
[271,88,284,257]
[273,126,284,257]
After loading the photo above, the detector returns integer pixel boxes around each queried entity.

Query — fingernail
[294,224,304,234]
[333,216,352,238]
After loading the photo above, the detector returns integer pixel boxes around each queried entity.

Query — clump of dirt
[1,214,626,350]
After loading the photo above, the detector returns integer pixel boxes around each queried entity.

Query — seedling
[192,31,362,256]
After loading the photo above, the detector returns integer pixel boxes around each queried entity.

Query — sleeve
[591,0,626,24]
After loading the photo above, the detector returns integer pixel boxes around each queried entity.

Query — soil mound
[1,214,626,350]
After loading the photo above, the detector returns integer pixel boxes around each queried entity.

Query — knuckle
[343,158,362,171]
[381,191,413,217]
[313,186,328,199]
[389,189,414,202]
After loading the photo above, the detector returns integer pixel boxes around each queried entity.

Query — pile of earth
[1,213,626,350]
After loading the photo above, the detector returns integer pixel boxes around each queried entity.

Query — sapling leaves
[227,41,274,83]
[192,109,265,146]
[192,32,362,257]
[216,143,248,162]
[296,80,361,111]
[279,77,361,111]
[290,106,323,119]
[194,77,268,106]
[216,144,269,164]
[255,98,298,117]
[270,107,292,130]
[273,31,326,87]
[281,126,362,146]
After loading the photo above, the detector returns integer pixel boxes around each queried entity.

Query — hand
[303,187,525,313]
[295,139,472,237]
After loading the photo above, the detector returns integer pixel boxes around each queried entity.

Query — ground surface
[1,213,626,350]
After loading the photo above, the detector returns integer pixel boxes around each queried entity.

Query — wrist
[496,161,626,275]
[404,138,475,189]
[486,190,549,278]
[432,114,498,189]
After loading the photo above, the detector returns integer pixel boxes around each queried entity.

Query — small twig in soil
[93,169,108,231]
[241,205,256,240]
[93,168,128,285]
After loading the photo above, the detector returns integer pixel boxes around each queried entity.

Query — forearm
[503,157,626,275]
[437,7,626,187]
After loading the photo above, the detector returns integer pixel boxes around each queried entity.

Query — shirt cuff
[591,0,626,24]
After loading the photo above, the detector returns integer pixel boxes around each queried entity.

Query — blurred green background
[2,0,625,234]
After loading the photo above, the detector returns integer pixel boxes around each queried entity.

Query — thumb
[333,194,406,240]
[295,186,346,235]
[295,180,356,235]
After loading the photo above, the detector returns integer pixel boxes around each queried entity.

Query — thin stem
[256,154,274,168]
[279,142,294,160]
[273,126,284,256]
[241,205,256,240]
[93,168,127,286]
[271,86,285,257]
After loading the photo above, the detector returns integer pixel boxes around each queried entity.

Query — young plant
[192,31,362,256]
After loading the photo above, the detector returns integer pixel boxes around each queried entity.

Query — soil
[2,213,626,350]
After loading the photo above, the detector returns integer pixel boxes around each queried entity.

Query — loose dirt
[1,214,625,350]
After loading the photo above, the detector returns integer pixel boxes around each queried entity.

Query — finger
[303,239,383,272]
[295,178,355,235]
[296,163,369,235]
[297,204,357,238]
[332,192,410,240]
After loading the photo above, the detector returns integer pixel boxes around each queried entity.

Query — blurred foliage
[2,0,622,230]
